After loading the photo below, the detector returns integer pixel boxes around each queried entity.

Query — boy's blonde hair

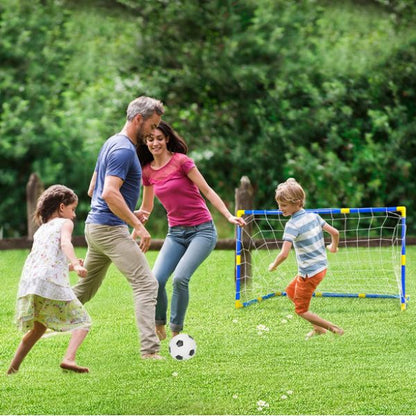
[275,178,305,207]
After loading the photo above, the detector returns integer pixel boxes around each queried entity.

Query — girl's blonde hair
[34,185,78,225]
[275,178,305,207]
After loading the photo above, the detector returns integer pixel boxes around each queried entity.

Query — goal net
[235,207,407,310]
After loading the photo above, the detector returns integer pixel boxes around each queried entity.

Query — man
[73,96,165,359]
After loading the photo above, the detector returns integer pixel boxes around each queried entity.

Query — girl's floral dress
[15,218,91,332]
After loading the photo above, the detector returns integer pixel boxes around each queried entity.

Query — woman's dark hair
[34,184,78,225]
[136,120,188,167]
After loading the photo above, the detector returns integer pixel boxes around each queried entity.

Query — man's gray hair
[126,96,164,121]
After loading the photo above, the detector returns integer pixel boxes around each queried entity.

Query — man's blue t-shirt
[86,134,141,226]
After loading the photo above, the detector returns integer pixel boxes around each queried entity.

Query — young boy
[268,178,344,339]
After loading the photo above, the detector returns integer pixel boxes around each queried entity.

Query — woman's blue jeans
[154,220,217,333]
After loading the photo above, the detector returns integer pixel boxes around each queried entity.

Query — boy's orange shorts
[285,269,327,314]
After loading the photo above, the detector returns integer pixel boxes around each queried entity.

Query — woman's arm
[187,167,246,227]
[87,171,97,197]
[135,185,155,224]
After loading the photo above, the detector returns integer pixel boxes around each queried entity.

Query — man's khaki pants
[72,224,160,355]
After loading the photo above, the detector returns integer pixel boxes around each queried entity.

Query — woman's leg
[60,328,90,373]
[7,321,47,374]
[152,233,187,336]
[169,223,217,333]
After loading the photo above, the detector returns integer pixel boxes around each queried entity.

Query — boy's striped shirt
[283,209,328,277]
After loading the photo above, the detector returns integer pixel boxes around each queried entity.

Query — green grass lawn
[0,247,415,415]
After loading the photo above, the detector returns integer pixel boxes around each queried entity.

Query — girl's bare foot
[156,325,167,341]
[60,360,89,373]
[6,367,18,375]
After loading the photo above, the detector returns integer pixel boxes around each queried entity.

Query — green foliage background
[1,0,415,238]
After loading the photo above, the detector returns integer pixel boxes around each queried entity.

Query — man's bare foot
[141,353,165,360]
[156,325,167,341]
[60,361,89,373]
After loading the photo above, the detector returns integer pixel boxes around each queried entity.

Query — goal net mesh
[235,207,406,309]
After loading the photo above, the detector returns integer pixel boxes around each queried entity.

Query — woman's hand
[227,215,247,227]
[134,209,150,224]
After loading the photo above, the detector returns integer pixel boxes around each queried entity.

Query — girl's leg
[60,328,89,373]
[7,321,47,374]
[169,222,217,333]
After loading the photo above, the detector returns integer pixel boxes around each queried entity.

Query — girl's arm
[135,185,154,224]
[61,220,88,278]
[323,223,339,253]
[187,167,246,227]
[268,240,292,271]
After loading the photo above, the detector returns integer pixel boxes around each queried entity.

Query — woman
[136,121,246,340]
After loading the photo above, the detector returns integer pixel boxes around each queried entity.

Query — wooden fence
[0,174,255,251]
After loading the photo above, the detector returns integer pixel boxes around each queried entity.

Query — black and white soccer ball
[169,334,197,361]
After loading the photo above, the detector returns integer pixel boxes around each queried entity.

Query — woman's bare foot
[60,360,89,373]
[156,325,167,341]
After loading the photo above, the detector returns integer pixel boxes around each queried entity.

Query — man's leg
[107,227,160,355]
[72,224,112,304]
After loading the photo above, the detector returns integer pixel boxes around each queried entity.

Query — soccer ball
[169,333,197,361]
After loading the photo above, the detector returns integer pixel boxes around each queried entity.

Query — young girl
[268,178,344,340]
[7,185,92,374]
[136,121,246,340]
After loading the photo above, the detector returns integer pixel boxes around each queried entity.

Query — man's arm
[102,175,151,252]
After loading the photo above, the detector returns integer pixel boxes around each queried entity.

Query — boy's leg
[294,270,344,336]
[285,276,297,302]
[60,328,89,373]
[300,311,344,335]
[7,321,47,374]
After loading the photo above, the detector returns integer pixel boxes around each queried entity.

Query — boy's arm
[323,223,339,253]
[269,240,292,271]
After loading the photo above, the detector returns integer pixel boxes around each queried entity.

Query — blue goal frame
[235,206,407,310]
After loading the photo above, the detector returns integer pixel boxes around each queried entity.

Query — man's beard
[136,124,150,144]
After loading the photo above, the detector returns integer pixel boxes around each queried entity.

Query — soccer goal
[235,206,407,310]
